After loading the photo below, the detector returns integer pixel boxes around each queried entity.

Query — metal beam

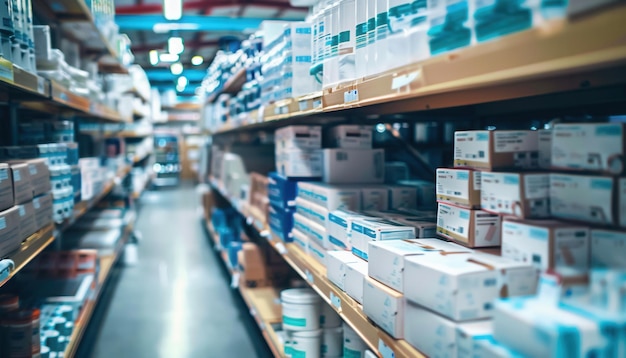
[116,0,303,14]
[146,69,207,82]
[115,15,271,32]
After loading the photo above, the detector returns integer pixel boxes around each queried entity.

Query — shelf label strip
[378,339,396,358]
[330,292,341,311]
[0,59,14,83]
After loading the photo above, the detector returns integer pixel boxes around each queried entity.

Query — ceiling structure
[114,0,308,96]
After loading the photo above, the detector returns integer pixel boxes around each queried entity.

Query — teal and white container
[428,0,473,56]
[281,288,322,331]
[320,302,342,328]
[355,0,369,79]
[288,329,322,358]
[338,0,356,84]
[387,0,412,70]
[343,322,367,357]
[375,0,390,72]
[322,326,344,357]
[366,0,377,76]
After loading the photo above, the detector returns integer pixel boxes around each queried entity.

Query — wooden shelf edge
[0,224,55,288]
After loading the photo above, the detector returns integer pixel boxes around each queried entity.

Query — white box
[436,168,482,209]
[292,229,309,254]
[361,186,388,210]
[480,172,550,219]
[328,125,373,148]
[552,123,625,174]
[502,218,589,278]
[351,218,416,260]
[591,229,626,269]
[308,238,327,266]
[454,130,539,170]
[404,252,538,321]
[368,239,472,292]
[277,149,323,178]
[297,182,362,210]
[550,174,618,226]
[295,197,328,227]
[327,251,362,291]
[293,213,327,248]
[275,125,322,150]
[345,260,368,304]
[538,129,552,169]
[405,301,492,358]
[437,203,501,248]
[456,320,494,358]
[327,209,373,251]
[392,217,437,238]
[322,149,385,184]
[387,185,418,209]
[363,277,405,338]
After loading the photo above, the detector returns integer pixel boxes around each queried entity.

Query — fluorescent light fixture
[153,23,200,34]
[163,0,182,21]
[177,76,188,88]
[170,62,183,75]
[159,53,179,63]
[176,84,186,92]
[191,56,204,66]
[149,50,159,66]
[168,36,184,55]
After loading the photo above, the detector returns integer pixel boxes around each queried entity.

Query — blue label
[595,124,622,136]
[456,171,469,181]
[591,179,612,191]
[13,170,20,182]
[459,210,470,220]
[0,217,5,230]
[529,228,548,241]
[329,214,347,228]
[476,132,489,141]
[352,223,364,233]
[352,247,368,260]
[328,236,347,249]
[504,175,520,185]
[364,227,377,238]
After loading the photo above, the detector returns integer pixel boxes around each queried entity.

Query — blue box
[268,172,308,209]
[269,204,295,242]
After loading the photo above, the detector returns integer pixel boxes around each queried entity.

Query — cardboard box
[295,197,328,227]
[392,217,437,238]
[437,203,501,248]
[33,193,53,230]
[25,159,51,196]
[502,218,589,277]
[436,168,481,209]
[404,252,538,321]
[591,229,626,269]
[456,320,494,358]
[322,149,385,184]
[361,186,389,211]
[350,218,416,260]
[404,301,492,358]
[385,162,409,183]
[550,174,620,226]
[327,125,373,148]
[276,149,323,178]
[0,164,13,212]
[240,243,268,283]
[292,229,309,254]
[387,185,418,210]
[326,251,362,290]
[552,123,625,174]
[345,260,368,304]
[363,277,405,339]
[297,182,361,210]
[397,180,436,208]
[327,209,373,251]
[10,163,33,205]
[17,201,37,240]
[480,172,550,219]
[0,207,21,257]
[368,239,472,292]
[538,129,552,169]
[275,125,322,150]
[454,130,539,170]
[268,172,301,209]
[307,238,327,266]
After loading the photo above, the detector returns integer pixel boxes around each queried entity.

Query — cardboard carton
[351,218,415,260]
[481,172,550,219]
[0,207,21,257]
[322,149,385,184]
[437,203,501,248]
[326,251,361,290]
[345,260,368,304]
[454,130,539,170]
[387,185,418,210]
[275,125,322,150]
[363,277,405,338]
[297,182,362,211]
[10,163,33,204]
[327,209,373,250]
[0,164,13,211]
[17,201,37,240]
[33,193,53,230]
[591,229,626,269]
[436,168,481,209]
[327,125,373,149]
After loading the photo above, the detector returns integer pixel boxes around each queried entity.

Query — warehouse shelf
[206,68,247,104]
[63,221,134,358]
[0,224,55,288]
[212,4,626,135]
[125,86,150,103]
[0,60,50,99]
[132,151,152,164]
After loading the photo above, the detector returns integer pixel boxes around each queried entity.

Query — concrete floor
[82,183,272,358]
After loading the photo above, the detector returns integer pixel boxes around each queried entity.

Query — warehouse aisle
[86,183,271,358]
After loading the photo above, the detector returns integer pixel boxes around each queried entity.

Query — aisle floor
[86,183,272,358]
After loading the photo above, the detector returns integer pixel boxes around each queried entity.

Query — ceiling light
[176,83,186,92]
[177,76,188,88]
[149,50,159,66]
[170,62,184,75]
[191,56,204,66]
[153,23,200,34]
[163,0,182,21]
[168,36,184,55]
[159,53,179,63]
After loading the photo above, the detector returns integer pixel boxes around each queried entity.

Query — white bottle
[338,0,356,84]
[355,0,369,79]
[387,0,412,71]
[375,0,390,73]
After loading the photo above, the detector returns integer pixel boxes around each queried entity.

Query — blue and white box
[350,218,415,260]
[294,212,327,248]
[269,204,295,242]
[327,209,373,251]
[268,172,299,209]
[297,182,361,211]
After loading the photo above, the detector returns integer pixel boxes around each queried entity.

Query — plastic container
[40,346,50,358]
[322,326,344,357]
[289,329,322,358]
[281,288,322,331]
[343,322,367,357]
[2,308,41,357]
[0,294,19,314]
[320,303,341,328]
[41,330,59,352]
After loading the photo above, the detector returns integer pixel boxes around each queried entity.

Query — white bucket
[322,326,343,357]
[343,323,367,358]
[289,329,322,358]
[320,303,341,328]
[281,288,322,331]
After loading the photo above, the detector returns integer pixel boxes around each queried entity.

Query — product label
[481,173,549,217]
[437,204,470,241]
[0,217,5,230]
[0,169,7,181]
[18,205,25,216]
[454,131,490,164]
[553,124,624,173]
[13,169,20,182]
[283,315,307,327]
[550,174,614,225]
[493,131,538,153]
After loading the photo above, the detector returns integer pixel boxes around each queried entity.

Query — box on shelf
[480,172,550,219]
[0,164,13,212]
[327,209,373,251]
[456,319,494,358]
[454,130,539,170]
[436,168,482,209]
[326,125,373,148]
[297,182,361,211]
[322,149,385,184]
[17,201,37,241]
[276,149,323,178]
[363,277,405,339]
[550,174,622,226]
[404,252,538,321]
[538,129,552,169]
[294,212,327,249]
[275,125,322,150]
[268,205,295,243]
[437,203,501,248]
[591,229,626,268]
[240,243,268,285]
[387,185,418,210]
[345,260,368,304]
[33,193,53,230]
[392,217,437,238]
[307,238,326,266]
[368,239,472,292]
[327,250,362,291]
[0,207,21,257]
[502,218,589,277]
[552,123,625,174]
[10,163,33,205]
[268,172,300,209]
[292,229,309,254]
[25,159,51,196]
[350,218,415,260]
[295,197,328,227]
[361,186,389,211]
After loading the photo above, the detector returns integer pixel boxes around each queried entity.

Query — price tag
[246,217,254,225]
[344,90,359,103]
[37,77,45,94]
[0,59,14,83]
[298,100,309,112]
[260,230,270,238]
[305,269,314,283]
[330,292,341,311]
[275,242,287,255]
[391,70,421,90]
[231,272,240,289]
[378,339,395,358]
[313,99,322,109]
[59,92,68,102]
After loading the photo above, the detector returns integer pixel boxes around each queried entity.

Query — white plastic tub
[281,288,322,331]
[323,326,344,357]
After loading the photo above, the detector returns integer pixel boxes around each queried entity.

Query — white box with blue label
[268,172,299,209]
[361,186,388,211]
[345,260,368,304]
[437,203,501,248]
[297,182,361,211]
[404,252,538,321]
[277,149,323,178]
[501,218,589,278]
[327,125,373,149]
[327,250,362,291]
[350,218,416,260]
[552,123,625,175]
[387,185,418,209]
[591,229,626,269]
[456,319,494,358]
[436,168,482,209]
[292,229,309,254]
[293,212,327,248]
[307,238,327,266]
[454,130,539,170]
[363,277,405,339]
[392,217,437,238]
[480,172,550,219]
[327,209,374,251]
[0,163,13,212]
[368,238,472,292]
[550,174,622,226]
[322,148,385,184]
[295,197,328,227]
[275,125,322,150]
